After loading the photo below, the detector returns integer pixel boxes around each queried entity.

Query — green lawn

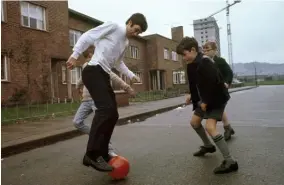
[1,102,81,124]
[3,84,263,124]
[244,80,284,86]
[2,90,187,124]
[129,90,187,102]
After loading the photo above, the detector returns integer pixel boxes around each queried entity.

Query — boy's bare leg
[222,112,235,141]
[191,108,216,156]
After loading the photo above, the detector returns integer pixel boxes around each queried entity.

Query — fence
[1,100,81,124]
[2,84,251,124]
[129,88,188,102]
[1,88,187,124]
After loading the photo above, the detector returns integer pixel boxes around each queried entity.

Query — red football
[108,156,130,180]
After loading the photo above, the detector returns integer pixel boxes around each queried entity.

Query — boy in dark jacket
[177,37,238,174]
[203,41,235,141]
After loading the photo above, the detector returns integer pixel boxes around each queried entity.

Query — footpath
[1,86,256,157]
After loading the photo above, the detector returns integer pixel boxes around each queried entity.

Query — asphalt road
[2,85,284,185]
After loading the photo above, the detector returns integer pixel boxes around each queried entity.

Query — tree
[9,39,50,103]
[34,54,50,101]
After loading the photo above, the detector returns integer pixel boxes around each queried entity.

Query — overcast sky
[69,0,284,64]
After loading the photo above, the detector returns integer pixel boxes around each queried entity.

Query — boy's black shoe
[103,151,118,162]
[214,160,239,174]
[83,154,113,172]
[224,128,235,141]
[193,145,216,156]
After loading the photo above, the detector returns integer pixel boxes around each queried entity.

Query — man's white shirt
[71,22,135,79]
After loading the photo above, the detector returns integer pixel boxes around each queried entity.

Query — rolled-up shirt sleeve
[71,22,117,59]
[116,61,135,79]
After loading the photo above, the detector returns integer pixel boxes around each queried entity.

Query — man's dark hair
[176,36,199,55]
[126,13,148,32]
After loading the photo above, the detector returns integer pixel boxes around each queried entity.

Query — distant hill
[232,62,284,76]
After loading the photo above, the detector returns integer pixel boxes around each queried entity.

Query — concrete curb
[1,86,256,158]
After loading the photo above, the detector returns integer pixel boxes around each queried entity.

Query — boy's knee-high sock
[193,125,213,147]
[212,134,234,162]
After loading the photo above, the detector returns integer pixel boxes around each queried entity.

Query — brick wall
[1,1,69,103]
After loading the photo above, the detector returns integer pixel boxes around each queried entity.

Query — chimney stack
[171,26,184,42]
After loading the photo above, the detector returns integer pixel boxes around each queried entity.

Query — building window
[1,0,5,22]
[201,32,203,34]
[171,51,178,61]
[62,65,67,84]
[71,67,82,84]
[173,71,186,84]
[21,2,46,30]
[129,46,139,59]
[164,48,169,60]
[1,54,9,81]
[69,29,82,47]
[133,72,142,84]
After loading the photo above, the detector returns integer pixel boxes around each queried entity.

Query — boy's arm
[219,57,233,85]
[110,72,130,90]
[197,58,219,105]
[110,72,135,95]
[70,22,117,60]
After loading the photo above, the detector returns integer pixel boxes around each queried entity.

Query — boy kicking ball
[66,13,147,172]
[177,37,238,174]
[73,48,136,162]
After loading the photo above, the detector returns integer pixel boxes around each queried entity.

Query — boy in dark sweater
[203,41,235,141]
[176,37,238,174]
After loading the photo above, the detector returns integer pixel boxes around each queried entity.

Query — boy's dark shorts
[194,104,227,121]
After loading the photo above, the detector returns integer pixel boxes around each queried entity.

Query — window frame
[70,67,82,85]
[61,65,67,84]
[1,54,9,82]
[171,51,178,61]
[69,29,83,47]
[129,45,139,59]
[1,0,5,22]
[133,71,142,84]
[173,70,186,85]
[164,48,170,60]
[20,1,46,31]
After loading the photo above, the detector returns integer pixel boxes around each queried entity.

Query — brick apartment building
[1,1,187,105]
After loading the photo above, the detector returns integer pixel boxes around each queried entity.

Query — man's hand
[66,56,77,70]
[224,83,229,89]
[200,103,207,111]
[130,76,140,84]
[185,94,191,105]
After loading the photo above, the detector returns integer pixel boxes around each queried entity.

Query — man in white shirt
[66,13,148,172]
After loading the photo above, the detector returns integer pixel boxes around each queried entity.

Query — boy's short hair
[203,41,218,50]
[126,13,148,32]
[82,46,95,58]
[176,37,199,55]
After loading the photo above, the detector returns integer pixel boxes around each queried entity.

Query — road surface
[2,85,284,185]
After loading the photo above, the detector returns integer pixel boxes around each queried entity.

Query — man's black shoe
[83,155,113,172]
